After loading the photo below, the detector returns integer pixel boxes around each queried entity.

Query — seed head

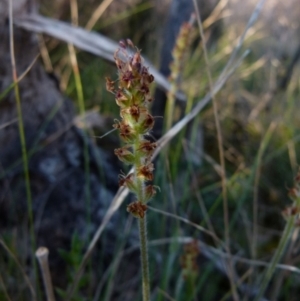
[108,40,158,215]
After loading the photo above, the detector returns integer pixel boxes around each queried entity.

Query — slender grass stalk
[8,0,37,290]
[85,0,114,30]
[253,216,295,301]
[253,171,300,301]
[68,0,91,231]
[192,2,239,300]
[158,288,177,301]
[252,123,276,260]
[36,247,56,301]
[0,54,39,101]
[0,263,12,301]
[270,225,299,300]
[0,238,36,301]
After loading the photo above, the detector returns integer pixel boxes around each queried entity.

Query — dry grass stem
[14,14,184,100]
[193,1,238,297]
[35,247,56,301]
[85,0,114,30]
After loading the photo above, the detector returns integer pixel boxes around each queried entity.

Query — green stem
[8,3,37,291]
[133,136,145,201]
[132,134,151,300]
[254,215,295,301]
[139,215,150,301]
[68,44,91,232]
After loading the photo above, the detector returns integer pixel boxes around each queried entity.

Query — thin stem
[192,1,239,300]
[133,133,150,301]
[36,247,56,301]
[69,0,91,230]
[254,216,295,301]
[134,135,145,201]
[85,0,114,30]
[0,238,36,301]
[139,216,150,301]
[8,0,37,288]
[270,226,299,300]
[252,123,276,257]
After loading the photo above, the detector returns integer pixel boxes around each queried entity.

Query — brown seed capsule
[119,173,137,192]
[129,105,140,122]
[137,163,154,181]
[137,141,156,157]
[140,83,149,95]
[115,89,131,108]
[144,185,157,202]
[119,123,136,143]
[121,70,135,89]
[141,66,154,85]
[282,205,300,218]
[127,201,147,218]
[115,146,135,165]
[121,105,141,123]
[137,113,154,134]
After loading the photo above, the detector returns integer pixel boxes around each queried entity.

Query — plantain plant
[106,39,158,301]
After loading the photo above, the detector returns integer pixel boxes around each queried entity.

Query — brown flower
[137,163,154,181]
[144,185,157,201]
[137,141,157,157]
[105,77,115,93]
[127,201,148,218]
[114,146,135,165]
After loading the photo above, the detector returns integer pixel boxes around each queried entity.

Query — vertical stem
[139,215,150,301]
[134,136,150,300]
[134,136,145,201]
[36,247,56,301]
[8,0,37,291]
[68,0,91,233]
[192,2,238,300]
[253,216,295,301]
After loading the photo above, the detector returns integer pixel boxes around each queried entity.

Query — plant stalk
[138,215,150,301]
[254,215,295,301]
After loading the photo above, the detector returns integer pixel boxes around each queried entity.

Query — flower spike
[107,40,158,301]
[107,40,158,212]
